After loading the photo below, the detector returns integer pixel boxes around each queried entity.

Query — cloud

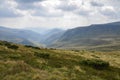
[0,0,120,29]
[0,0,22,18]
[56,1,78,11]
[14,0,63,17]
[32,8,63,17]
[90,1,104,7]
[99,6,120,19]
[15,0,44,10]
[15,0,44,3]
[0,7,21,18]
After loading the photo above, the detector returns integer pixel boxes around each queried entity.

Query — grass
[0,40,120,80]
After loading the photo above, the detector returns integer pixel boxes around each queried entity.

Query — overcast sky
[0,0,120,29]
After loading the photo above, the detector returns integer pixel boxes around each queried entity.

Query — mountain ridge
[0,21,120,50]
[50,21,120,49]
[0,26,42,46]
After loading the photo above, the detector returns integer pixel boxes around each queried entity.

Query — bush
[0,42,3,45]
[24,45,34,48]
[34,52,50,59]
[7,45,19,50]
[4,42,11,47]
[25,45,40,49]
[81,59,109,70]
[0,41,11,46]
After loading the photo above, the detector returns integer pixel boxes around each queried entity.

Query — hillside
[40,28,65,46]
[51,22,120,49]
[0,40,120,80]
[0,21,120,50]
[0,26,42,46]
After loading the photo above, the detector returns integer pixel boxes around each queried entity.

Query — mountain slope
[0,26,42,46]
[51,21,120,49]
[40,28,65,46]
[0,40,119,80]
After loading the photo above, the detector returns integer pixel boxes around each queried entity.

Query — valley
[1,21,120,50]
[0,21,120,80]
[1,0,120,80]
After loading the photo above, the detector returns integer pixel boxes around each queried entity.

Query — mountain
[24,27,49,34]
[0,26,65,47]
[40,28,65,46]
[51,21,120,49]
[1,21,120,50]
[0,26,42,46]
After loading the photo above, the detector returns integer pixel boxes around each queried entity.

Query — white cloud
[0,0,21,17]
[0,0,120,29]
[100,6,117,18]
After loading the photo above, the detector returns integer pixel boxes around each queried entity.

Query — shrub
[0,41,11,46]
[7,45,19,50]
[34,52,50,59]
[80,59,109,70]
[25,45,40,49]
[33,47,40,49]
[0,42,3,45]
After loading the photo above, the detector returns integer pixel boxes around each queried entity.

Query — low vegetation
[34,52,50,59]
[80,59,110,70]
[0,40,19,50]
[25,45,40,49]
[0,40,120,80]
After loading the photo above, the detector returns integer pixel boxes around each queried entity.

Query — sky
[0,0,120,29]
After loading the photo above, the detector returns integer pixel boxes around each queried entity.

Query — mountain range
[51,21,120,50]
[0,26,42,46]
[0,21,120,50]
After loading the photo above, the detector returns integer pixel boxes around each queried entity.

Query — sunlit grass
[0,41,120,80]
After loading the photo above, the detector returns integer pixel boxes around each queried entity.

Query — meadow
[0,41,120,80]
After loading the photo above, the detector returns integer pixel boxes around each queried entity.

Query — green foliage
[0,41,11,46]
[80,59,110,70]
[34,52,50,59]
[0,43,2,45]
[25,45,40,49]
[0,41,19,50]
[7,45,19,50]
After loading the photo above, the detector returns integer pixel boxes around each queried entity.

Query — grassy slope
[0,41,120,80]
